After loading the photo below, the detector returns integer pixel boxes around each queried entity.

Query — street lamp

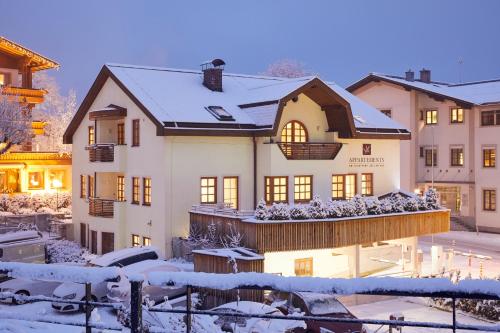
[52,179,62,211]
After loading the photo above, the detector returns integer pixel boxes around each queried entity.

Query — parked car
[279,292,367,333]
[211,301,306,333]
[0,231,45,264]
[107,259,186,306]
[52,246,161,312]
[0,277,61,304]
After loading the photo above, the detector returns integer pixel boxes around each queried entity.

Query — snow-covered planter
[289,205,310,220]
[268,203,290,220]
[307,195,327,219]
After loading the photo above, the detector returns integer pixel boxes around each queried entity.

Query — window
[206,106,234,121]
[419,146,424,158]
[143,237,151,246]
[331,175,345,200]
[425,148,437,167]
[281,121,308,143]
[483,189,496,211]
[294,176,312,203]
[101,232,115,254]
[88,175,95,198]
[143,177,151,206]
[49,170,65,189]
[132,177,140,204]
[91,230,97,254]
[132,119,140,146]
[450,147,464,166]
[483,148,496,168]
[425,110,438,125]
[294,258,313,276]
[481,110,500,126]
[117,123,125,145]
[380,109,392,118]
[117,176,125,201]
[345,174,357,199]
[361,173,373,196]
[88,126,95,145]
[201,177,217,204]
[132,234,140,247]
[80,175,87,198]
[223,177,238,209]
[0,73,5,86]
[265,176,288,204]
[28,171,44,190]
[450,108,464,124]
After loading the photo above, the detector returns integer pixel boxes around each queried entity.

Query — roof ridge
[450,78,500,87]
[376,73,452,86]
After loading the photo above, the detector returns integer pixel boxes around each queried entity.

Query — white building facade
[64,62,411,257]
[349,70,500,233]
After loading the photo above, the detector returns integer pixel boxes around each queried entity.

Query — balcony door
[101,232,114,254]
[90,230,97,254]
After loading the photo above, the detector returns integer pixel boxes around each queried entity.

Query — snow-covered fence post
[130,280,143,333]
[186,285,192,333]
[85,282,92,333]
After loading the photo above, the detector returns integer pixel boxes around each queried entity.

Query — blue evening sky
[1,0,499,100]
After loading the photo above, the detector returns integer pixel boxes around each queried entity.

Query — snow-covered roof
[348,73,500,106]
[0,231,42,245]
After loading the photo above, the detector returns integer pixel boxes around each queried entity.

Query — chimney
[201,58,225,92]
[419,68,431,83]
[405,69,415,81]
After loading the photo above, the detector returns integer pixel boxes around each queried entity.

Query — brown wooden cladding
[88,144,114,162]
[89,198,114,218]
[190,210,450,253]
[194,253,264,274]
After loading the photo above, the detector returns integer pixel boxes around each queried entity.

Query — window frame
[361,173,374,196]
[117,123,125,145]
[450,107,464,124]
[88,126,95,145]
[480,110,500,126]
[280,120,308,143]
[143,236,151,246]
[143,177,151,206]
[223,176,239,209]
[131,177,140,204]
[132,119,140,147]
[424,109,438,125]
[345,174,357,200]
[425,147,438,167]
[294,258,313,277]
[294,175,313,203]
[264,176,289,204]
[200,177,217,204]
[450,146,464,167]
[80,175,87,198]
[331,174,345,200]
[483,189,496,212]
[117,175,125,201]
[482,147,496,168]
[88,175,94,198]
[132,234,141,247]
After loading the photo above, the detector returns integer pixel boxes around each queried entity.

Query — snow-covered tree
[307,195,327,219]
[290,204,310,220]
[380,198,393,214]
[0,95,32,155]
[390,194,405,213]
[425,188,440,209]
[221,223,243,248]
[341,201,357,217]
[351,195,368,216]
[262,59,312,78]
[254,199,268,220]
[365,197,383,215]
[268,202,290,220]
[325,199,343,218]
[404,196,419,212]
[32,72,76,153]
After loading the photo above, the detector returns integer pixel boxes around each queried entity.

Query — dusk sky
[2,0,500,100]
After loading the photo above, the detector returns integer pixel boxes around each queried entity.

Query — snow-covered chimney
[201,59,225,92]
[420,68,431,83]
[405,69,415,81]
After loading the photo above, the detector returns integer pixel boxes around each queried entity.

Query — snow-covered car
[211,301,306,333]
[107,260,186,306]
[51,246,161,312]
[0,278,61,304]
[280,292,367,333]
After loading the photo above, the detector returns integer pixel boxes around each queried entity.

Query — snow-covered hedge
[46,239,94,264]
[255,189,441,221]
[0,192,71,215]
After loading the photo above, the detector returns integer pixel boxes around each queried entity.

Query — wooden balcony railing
[1,86,46,104]
[89,198,114,218]
[87,144,114,162]
[276,142,343,160]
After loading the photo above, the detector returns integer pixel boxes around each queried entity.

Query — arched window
[280,121,308,143]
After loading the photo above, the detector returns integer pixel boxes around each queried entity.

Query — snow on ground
[349,297,498,333]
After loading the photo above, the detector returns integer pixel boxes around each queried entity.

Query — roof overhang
[89,104,127,120]
[0,36,59,71]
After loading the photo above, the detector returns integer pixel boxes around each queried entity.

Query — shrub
[425,188,440,210]
[365,197,383,215]
[307,195,327,219]
[254,199,268,220]
[268,202,290,220]
[290,205,310,220]
[404,197,419,212]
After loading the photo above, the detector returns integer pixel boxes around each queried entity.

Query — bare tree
[262,59,312,78]
[0,95,31,155]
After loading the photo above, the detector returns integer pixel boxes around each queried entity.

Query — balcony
[276,142,343,160]
[87,144,115,162]
[1,86,47,104]
[88,198,115,218]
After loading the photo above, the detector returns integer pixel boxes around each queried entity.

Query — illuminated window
[201,177,217,204]
[132,119,140,146]
[294,175,312,203]
[483,148,496,168]
[345,174,357,199]
[361,173,373,196]
[0,73,5,86]
[450,147,464,166]
[143,237,151,246]
[331,175,345,200]
[483,189,496,211]
[132,177,140,204]
[425,110,438,125]
[132,234,140,247]
[80,175,87,198]
[49,170,65,189]
[265,176,288,204]
[450,108,464,124]
[117,176,125,201]
[28,171,44,190]
[223,177,238,209]
[281,121,307,143]
[425,148,437,167]
[206,106,234,121]
[88,175,94,198]
[143,177,151,206]
[117,123,125,145]
[294,258,313,276]
[88,126,95,145]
